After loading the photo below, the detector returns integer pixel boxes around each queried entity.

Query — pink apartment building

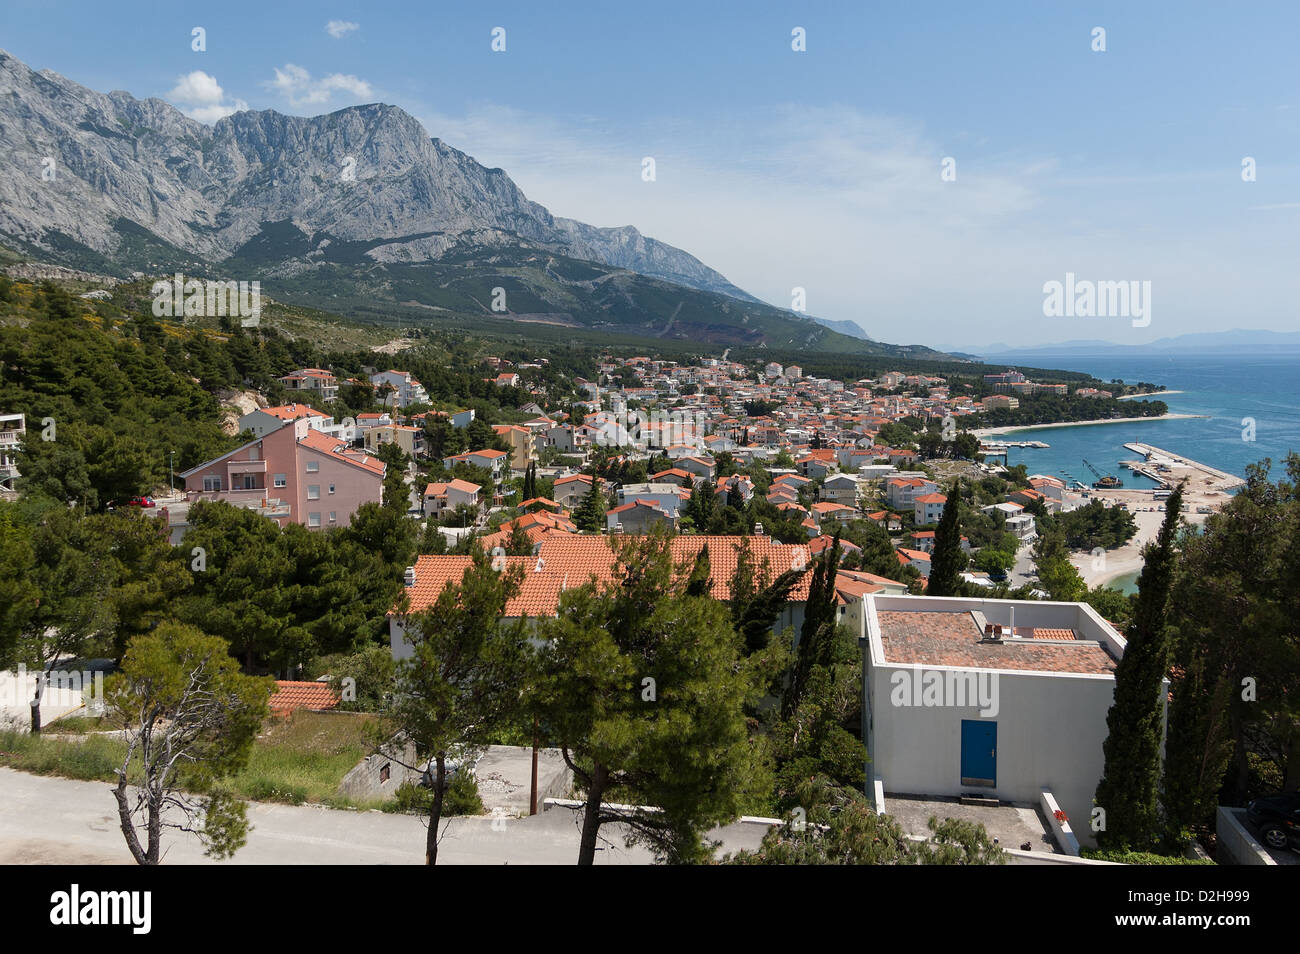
[179,418,385,530]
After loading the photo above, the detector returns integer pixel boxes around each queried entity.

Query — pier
[1121,442,1245,492]
[978,439,1049,456]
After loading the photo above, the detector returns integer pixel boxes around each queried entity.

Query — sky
[3,0,1299,351]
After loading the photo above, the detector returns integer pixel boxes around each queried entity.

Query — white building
[0,412,25,491]
[370,370,429,409]
[854,594,1147,848]
[614,482,687,518]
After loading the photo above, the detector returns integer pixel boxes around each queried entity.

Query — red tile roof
[876,611,1115,674]
[397,535,815,618]
[298,429,386,476]
[269,680,341,713]
[262,404,329,421]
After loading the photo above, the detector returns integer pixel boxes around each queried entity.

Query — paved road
[0,768,766,865]
[1007,540,1040,590]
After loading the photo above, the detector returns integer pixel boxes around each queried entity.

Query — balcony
[228,459,268,480]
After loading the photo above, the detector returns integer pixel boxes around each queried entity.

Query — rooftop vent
[403,566,416,587]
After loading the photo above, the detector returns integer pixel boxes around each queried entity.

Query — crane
[1083,458,1122,489]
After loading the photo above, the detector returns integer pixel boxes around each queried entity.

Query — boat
[1083,458,1123,489]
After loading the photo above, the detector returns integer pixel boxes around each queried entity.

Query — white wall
[867,662,1116,846]
[860,594,1142,848]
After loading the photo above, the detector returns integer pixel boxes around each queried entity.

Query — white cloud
[166,71,247,122]
[326,20,359,39]
[169,71,226,106]
[267,64,373,108]
[405,102,1300,345]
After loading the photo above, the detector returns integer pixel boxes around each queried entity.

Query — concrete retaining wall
[1215,806,1277,865]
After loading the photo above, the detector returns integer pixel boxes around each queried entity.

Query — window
[306,460,319,473]
[328,483,335,494]
[308,512,321,528]
[308,485,320,500]
[274,474,286,488]
[238,474,258,490]
[329,512,337,524]
[203,475,222,492]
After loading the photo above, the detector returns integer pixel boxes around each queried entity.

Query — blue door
[960,720,997,787]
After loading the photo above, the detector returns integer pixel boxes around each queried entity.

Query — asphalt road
[0,768,766,865]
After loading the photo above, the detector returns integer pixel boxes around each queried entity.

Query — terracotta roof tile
[269,681,341,713]
[397,535,813,617]
[876,610,1115,674]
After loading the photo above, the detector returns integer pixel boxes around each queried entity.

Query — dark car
[1246,792,1300,852]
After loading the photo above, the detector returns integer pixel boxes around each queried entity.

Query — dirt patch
[0,837,124,865]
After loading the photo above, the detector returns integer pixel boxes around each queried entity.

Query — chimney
[403,566,416,587]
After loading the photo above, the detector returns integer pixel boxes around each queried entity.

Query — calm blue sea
[986,352,1300,487]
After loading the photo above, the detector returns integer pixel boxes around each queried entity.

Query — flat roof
[873,605,1118,676]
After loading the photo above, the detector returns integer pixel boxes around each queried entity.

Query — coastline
[971,413,1207,438]
[1117,390,1184,400]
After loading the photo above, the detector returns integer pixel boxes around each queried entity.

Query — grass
[44,715,109,734]
[0,710,396,810]
[227,710,378,808]
[0,729,124,781]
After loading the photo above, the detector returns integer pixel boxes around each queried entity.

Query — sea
[984,351,1300,593]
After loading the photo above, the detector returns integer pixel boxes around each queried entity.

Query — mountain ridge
[0,49,932,357]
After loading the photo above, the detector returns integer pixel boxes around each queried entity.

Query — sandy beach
[1067,442,1241,588]
[1117,390,1184,400]
[971,413,1206,438]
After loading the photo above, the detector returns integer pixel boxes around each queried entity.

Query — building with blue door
[850,594,1155,848]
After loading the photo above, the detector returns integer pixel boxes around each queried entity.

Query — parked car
[1246,792,1300,852]
[125,495,156,508]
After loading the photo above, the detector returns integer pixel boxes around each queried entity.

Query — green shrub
[383,773,484,816]
[1081,847,1214,865]
[240,776,308,805]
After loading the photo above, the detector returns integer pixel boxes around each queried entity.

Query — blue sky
[3,0,1298,350]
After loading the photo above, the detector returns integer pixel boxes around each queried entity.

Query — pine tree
[927,480,966,597]
[685,544,711,597]
[536,530,765,864]
[1094,481,1184,849]
[574,481,605,532]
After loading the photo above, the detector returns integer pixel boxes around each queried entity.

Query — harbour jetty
[978,439,1049,456]
[1120,442,1245,493]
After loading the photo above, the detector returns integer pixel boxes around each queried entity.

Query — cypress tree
[685,545,711,597]
[1094,481,1184,849]
[786,535,840,716]
[574,481,605,533]
[926,480,965,596]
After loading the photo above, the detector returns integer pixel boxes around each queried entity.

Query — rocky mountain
[0,49,932,356]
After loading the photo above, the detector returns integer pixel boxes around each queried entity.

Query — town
[4,301,1285,869]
